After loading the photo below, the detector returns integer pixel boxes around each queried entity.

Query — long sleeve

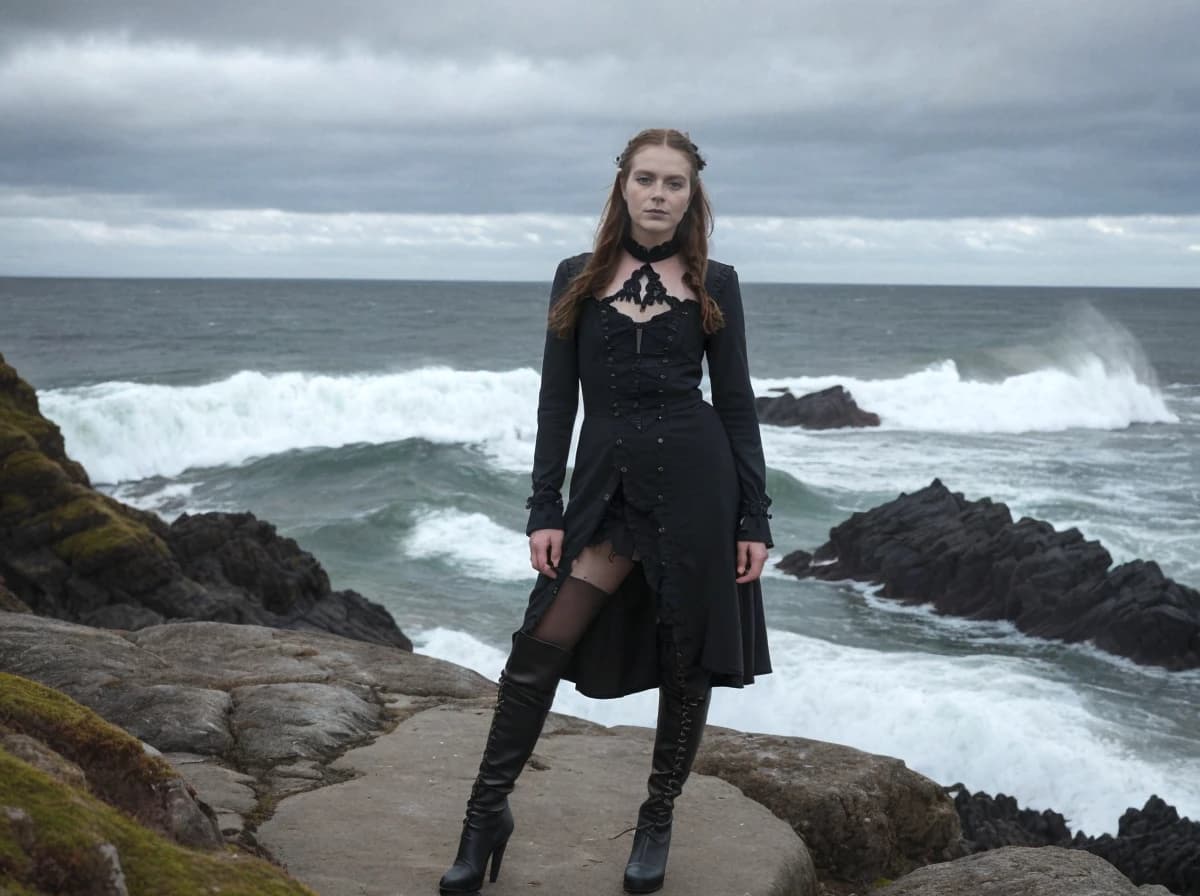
[525,258,580,534]
[704,266,774,547]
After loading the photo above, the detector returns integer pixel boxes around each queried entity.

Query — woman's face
[621,144,693,248]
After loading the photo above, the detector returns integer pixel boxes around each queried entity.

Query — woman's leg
[440,543,635,894]
[530,542,636,649]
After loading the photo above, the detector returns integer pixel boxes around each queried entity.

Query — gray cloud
[0,0,1198,257]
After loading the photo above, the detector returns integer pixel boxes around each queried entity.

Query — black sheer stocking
[531,576,615,651]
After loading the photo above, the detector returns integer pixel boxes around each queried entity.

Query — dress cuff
[525,495,565,535]
[736,498,774,548]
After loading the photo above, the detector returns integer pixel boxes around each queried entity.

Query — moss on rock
[0,748,316,895]
[0,355,178,617]
[0,353,89,486]
[0,674,181,830]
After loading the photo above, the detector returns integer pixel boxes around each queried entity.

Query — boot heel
[489,837,509,882]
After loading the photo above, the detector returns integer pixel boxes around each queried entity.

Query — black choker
[622,232,680,262]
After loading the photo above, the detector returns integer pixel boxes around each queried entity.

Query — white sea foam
[754,355,1176,435]
[413,626,1200,836]
[756,303,1178,434]
[43,312,1177,487]
[42,367,548,483]
[403,508,532,582]
[107,481,199,512]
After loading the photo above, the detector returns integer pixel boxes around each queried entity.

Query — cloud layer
[1,1,1198,281]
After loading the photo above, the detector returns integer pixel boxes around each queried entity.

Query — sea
[3,275,1198,836]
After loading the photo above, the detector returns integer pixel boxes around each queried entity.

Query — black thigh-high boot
[622,627,712,894]
[440,632,571,895]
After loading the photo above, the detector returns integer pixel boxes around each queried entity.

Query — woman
[440,128,773,895]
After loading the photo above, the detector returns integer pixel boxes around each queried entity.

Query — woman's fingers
[529,528,563,578]
[735,541,769,584]
[736,541,751,577]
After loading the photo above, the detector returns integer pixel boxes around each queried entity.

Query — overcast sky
[1,0,1198,284]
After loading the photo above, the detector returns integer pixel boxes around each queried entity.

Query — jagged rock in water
[779,479,1200,670]
[755,385,881,429]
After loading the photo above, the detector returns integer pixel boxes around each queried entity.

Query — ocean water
[3,275,1198,836]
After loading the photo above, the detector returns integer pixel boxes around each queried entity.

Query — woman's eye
[636,175,652,184]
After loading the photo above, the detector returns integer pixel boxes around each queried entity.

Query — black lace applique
[600,263,681,313]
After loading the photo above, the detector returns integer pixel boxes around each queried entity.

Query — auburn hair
[547,128,724,337]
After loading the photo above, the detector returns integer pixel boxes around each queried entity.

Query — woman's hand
[530,528,565,578]
[735,540,769,583]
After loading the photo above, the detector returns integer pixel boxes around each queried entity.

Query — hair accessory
[621,232,681,262]
[614,132,706,172]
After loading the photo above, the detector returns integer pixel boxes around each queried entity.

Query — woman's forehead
[628,144,691,175]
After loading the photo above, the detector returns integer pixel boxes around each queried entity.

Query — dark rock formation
[0,574,30,613]
[779,479,1200,670]
[0,351,409,649]
[161,511,411,649]
[948,786,1198,895]
[948,783,1072,852]
[756,385,881,429]
[1083,796,1200,896]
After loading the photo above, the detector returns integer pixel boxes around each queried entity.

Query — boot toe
[623,862,666,893]
[439,862,482,894]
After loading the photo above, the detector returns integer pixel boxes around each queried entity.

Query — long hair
[547,128,724,337]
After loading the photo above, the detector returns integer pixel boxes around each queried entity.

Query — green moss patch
[0,465,171,569]
[53,509,169,570]
[0,674,177,818]
[0,355,86,485]
[0,748,316,895]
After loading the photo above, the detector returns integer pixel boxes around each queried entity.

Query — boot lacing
[611,657,706,840]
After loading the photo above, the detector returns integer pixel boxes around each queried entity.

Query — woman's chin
[631,219,678,244]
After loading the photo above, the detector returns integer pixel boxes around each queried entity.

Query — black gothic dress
[520,252,773,699]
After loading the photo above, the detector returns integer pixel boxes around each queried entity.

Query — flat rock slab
[259,702,816,896]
